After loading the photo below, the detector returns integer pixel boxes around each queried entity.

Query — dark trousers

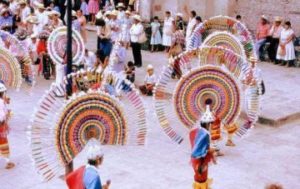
[268,37,280,62]
[131,42,142,67]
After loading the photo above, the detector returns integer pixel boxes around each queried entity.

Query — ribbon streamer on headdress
[28,70,146,181]
[0,47,22,89]
[47,26,85,65]
[187,15,256,59]
[154,46,260,144]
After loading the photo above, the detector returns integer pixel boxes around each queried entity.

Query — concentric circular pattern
[29,71,146,181]
[203,16,255,58]
[188,16,256,58]
[0,30,26,58]
[174,66,241,128]
[155,47,260,144]
[56,92,127,164]
[0,47,22,89]
[48,26,85,64]
[202,31,246,59]
[0,30,33,85]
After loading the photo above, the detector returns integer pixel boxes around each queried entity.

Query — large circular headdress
[174,66,241,129]
[47,26,85,64]
[29,70,146,180]
[202,31,247,59]
[187,16,256,58]
[154,46,260,144]
[0,47,22,89]
[0,30,34,85]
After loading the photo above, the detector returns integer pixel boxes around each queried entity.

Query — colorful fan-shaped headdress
[154,46,260,144]
[0,47,22,89]
[0,30,34,85]
[47,26,85,64]
[29,70,146,180]
[187,15,256,59]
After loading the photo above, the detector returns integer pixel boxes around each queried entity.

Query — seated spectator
[139,65,156,96]
[104,74,117,96]
[125,61,135,83]
[255,15,270,61]
[83,49,97,70]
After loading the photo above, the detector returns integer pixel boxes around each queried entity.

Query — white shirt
[84,51,97,69]
[20,6,31,22]
[0,98,8,122]
[163,17,174,35]
[36,11,49,32]
[144,74,156,84]
[117,10,125,21]
[186,17,197,38]
[130,22,143,43]
[9,1,18,14]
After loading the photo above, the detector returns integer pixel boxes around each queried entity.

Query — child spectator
[125,61,135,83]
[139,64,156,96]
[83,49,97,70]
[150,16,162,52]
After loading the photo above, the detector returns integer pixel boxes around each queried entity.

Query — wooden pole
[65,0,73,176]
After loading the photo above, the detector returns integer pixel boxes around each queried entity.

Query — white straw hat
[86,138,104,160]
[147,64,154,70]
[133,14,142,22]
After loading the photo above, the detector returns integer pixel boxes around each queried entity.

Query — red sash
[66,166,85,189]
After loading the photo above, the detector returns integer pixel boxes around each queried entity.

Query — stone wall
[234,0,300,35]
[141,0,233,21]
[139,0,300,36]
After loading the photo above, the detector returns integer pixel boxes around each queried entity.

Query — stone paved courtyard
[0,32,300,189]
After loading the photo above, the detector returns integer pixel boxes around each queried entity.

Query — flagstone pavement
[0,31,299,189]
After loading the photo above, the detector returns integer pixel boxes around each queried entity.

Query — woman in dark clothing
[96,19,113,59]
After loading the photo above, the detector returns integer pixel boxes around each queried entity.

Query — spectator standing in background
[276,21,296,67]
[150,16,162,52]
[162,11,174,53]
[269,16,283,63]
[80,0,89,21]
[185,10,197,45]
[88,0,99,25]
[129,14,144,67]
[255,15,270,61]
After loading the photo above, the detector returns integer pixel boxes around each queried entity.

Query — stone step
[259,112,300,127]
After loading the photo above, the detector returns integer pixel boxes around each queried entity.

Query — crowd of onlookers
[0,0,298,98]
[253,15,297,67]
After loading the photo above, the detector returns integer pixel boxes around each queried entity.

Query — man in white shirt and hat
[18,0,30,22]
[8,0,18,14]
[116,2,125,21]
[129,14,144,67]
[35,3,49,33]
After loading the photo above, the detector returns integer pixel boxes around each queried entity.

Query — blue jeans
[255,38,267,60]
